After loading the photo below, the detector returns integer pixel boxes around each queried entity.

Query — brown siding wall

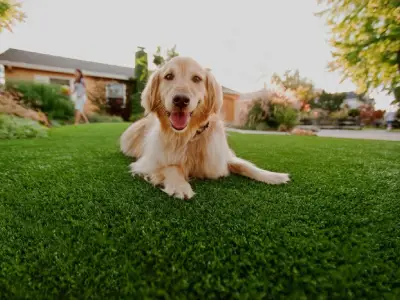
[5,66,128,113]
[222,93,239,123]
[5,67,76,82]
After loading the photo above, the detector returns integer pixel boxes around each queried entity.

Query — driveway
[226,128,400,141]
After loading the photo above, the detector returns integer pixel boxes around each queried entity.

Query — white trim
[50,75,74,90]
[34,74,50,83]
[48,75,73,86]
[34,74,74,90]
[0,60,131,80]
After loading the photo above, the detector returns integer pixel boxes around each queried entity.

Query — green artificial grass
[1,123,400,299]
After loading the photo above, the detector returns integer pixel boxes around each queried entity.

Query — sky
[0,0,394,109]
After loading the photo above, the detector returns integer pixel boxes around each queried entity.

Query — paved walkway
[226,128,400,141]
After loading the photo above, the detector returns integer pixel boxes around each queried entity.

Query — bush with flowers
[240,85,300,131]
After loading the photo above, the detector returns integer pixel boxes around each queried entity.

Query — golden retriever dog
[120,57,290,200]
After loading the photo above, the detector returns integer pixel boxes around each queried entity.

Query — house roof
[222,86,240,95]
[239,89,267,100]
[345,92,359,99]
[0,48,134,80]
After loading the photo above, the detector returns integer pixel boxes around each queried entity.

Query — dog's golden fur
[120,57,290,199]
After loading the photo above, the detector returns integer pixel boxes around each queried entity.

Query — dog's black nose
[173,95,190,108]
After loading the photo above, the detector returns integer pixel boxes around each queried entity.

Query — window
[106,83,126,98]
[50,78,71,86]
[34,75,50,84]
[35,75,72,88]
[106,83,127,108]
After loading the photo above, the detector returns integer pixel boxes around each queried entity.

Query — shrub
[373,109,385,120]
[310,108,329,120]
[246,100,268,128]
[255,122,270,131]
[299,111,311,121]
[272,104,299,131]
[129,112,144,122]
[300,108,329,123]
[88,113,123,123]
[0,114,48,139]
[131,92,144,116]
[5,81,74,120]
[359,104,375,125]
[330,109,349,120]
[244,89,300,131]
[348,109,360,117]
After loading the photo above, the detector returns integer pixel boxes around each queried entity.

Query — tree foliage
[153,45,179,68]
[0,0,26,32]
[134,47,148,92]
[132,45,179,117]
[132,47,149,116]
[317,0,400,100]
[310,90,347,112]
[271,70,318,110]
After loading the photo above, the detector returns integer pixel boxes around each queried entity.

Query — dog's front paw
[260,171,290,185]
[129,162,141,177]
[162,181,195,200]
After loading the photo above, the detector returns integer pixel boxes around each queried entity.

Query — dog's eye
[192,75,202,83]
[164,73,174,80]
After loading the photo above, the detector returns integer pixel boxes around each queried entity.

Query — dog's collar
[193,121,209,138]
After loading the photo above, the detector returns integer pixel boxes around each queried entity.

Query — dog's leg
[158,165,194,200]
[228,156,290,185]
[131,161,194,199]
[120,118,147,158]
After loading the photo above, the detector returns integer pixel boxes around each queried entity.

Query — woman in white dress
[384,104,398,131]
[71,69,89,125]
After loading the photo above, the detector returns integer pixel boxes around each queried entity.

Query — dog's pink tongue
[170,112,189,130]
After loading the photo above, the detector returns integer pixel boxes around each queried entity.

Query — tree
[134,46,148,93]
[131,45,179,118]
[0,0,26,32]
[271,70,318,110]
[132,47,149,117]
[316,0,400,102]
[153,45,179,68]
[309,90,346,112]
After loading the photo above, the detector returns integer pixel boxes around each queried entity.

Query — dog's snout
[173,95,190,109]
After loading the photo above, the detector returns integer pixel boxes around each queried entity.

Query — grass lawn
[1,123,400,299]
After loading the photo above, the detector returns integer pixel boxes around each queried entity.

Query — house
[341,92,375,109]
[0,48,240,122]
[221,86,241,123]
[0,48,135,116]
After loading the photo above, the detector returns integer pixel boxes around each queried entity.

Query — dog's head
[141,56,223,132]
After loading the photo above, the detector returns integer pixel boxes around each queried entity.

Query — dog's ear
[141,69,160,114]
[205,70,223,114]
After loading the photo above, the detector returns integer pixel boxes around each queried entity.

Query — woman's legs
[386,121,393,131]
[74,110,81,125]
[81,111,89,123]
[74,96,89,124]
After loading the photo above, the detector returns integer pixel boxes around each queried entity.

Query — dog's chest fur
[145,119,230,179]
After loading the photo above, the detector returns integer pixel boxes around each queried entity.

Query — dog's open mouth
[168,111,192,131]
